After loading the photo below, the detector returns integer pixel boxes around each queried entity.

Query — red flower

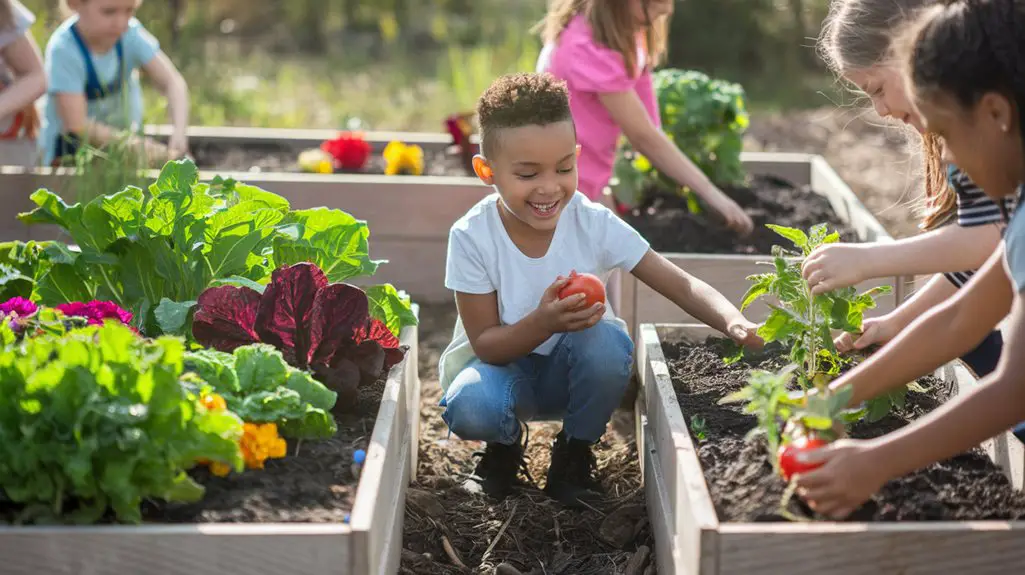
[56,300,135,329]
[321,132,371,171]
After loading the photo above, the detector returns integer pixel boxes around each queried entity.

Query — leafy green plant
[16,159,417,339]
[720,365,855,521]
[611,69,750,209]
[0,322,244,524]
[689,415,708,441]
[184,343,339,439]
[735,224,891,389]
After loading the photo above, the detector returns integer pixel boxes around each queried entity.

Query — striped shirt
[943,166,1017,288]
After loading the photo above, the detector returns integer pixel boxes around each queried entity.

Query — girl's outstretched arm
[802,222,1001,294]
[835,274,956,352]
[795,284,1025,518]
[0,33,45,121]
[824,245,1012,407]
[597,90,753,235]
[141,51,189,157]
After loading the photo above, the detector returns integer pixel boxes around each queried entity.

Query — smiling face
[845,64,924,132]
[914,89,1025,200]
[474,120,579,235]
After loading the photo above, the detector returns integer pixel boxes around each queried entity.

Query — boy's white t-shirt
[438,191,650,391]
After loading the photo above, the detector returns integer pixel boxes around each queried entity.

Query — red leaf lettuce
[192,262,405,405]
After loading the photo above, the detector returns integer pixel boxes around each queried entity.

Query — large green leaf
[365,284,417,336]
[270,208,384,282]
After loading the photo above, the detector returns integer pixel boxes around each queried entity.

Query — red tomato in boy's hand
[778,436,828,481]
[558,271,606,307]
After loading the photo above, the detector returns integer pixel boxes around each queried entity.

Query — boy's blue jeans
[440,320,634,444]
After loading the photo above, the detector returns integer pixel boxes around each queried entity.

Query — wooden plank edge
[642,417,682,575]
[349,320,418,531]
[638,324,721,575]
[407,305,422,480]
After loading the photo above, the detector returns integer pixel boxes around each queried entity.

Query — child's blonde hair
[819,0,954,231]
[535,0,671,78]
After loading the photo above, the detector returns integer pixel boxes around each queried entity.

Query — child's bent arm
[830,247,1013,406]
[630,249,746,336]
[804,223,1001,293]
[888,274,958,331]
[55,92,168,160]
[141,52,189,152]
[597,91,752,234]
[0,35,45,120]
[874,295,1025,482]
[455,291,553,365]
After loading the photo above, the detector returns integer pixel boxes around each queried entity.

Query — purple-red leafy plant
[191,262,406,406]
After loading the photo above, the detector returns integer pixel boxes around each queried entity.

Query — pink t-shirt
[539,14,661,201]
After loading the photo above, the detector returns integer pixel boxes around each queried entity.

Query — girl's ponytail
[917,132,956,230]
[533,0,588,46]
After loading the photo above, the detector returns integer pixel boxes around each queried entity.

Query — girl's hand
[726,317,763,349]
[536,276,605,334]
[802,244,871,295]
[702,188,754,236]
[794,438,890,519]
[835,315,901,353]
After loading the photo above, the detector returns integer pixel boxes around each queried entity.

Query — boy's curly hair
[477,73,574,158]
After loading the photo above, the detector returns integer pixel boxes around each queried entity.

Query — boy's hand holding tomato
[536,271,606,334]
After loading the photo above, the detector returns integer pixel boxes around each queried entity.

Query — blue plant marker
[343,514,350,524]
[351,449,366,480]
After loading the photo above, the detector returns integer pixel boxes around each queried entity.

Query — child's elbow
[30,72,47,100]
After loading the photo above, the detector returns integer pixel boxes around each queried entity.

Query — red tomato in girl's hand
[558,271,606,307]
[777,436,828,481]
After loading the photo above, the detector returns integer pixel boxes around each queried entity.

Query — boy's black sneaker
[544,430,604,508]
[468,425,533,501]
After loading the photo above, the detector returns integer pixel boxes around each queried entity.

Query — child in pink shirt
[536,0,752,235]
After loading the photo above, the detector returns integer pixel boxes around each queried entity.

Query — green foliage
[0,322,245,524]
[611,69,750,208]
[15,159,414,338]
[738,223,891,388]
[184,344,339,439]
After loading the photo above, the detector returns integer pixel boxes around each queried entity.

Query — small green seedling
[689,415,708,441]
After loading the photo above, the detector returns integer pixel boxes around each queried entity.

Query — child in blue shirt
[39,0,189,167]
[438,72,764,507]
[794,0,1025,518]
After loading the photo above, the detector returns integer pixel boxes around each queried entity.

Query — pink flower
[0,297,37,317]
[56,300,133,326]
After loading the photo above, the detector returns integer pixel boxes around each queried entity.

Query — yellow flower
[201,393,227,412]
[209,462,232,477]
[241,422,288,470]
[383,141,424,176]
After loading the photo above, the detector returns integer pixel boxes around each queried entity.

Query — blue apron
[51,24,125,165]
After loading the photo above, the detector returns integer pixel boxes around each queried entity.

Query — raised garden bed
[635,322,1025,575]
[0,313,420,575]
[617,154,908,335]
[0,128,905,314]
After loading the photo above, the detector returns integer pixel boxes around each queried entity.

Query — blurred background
[21,0,844,131]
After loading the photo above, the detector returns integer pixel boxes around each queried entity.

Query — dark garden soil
[622,174,856,255]
[142,376,388,524]
[662,335,1025,522]
[189,141,473,177]
[399,304,655,575]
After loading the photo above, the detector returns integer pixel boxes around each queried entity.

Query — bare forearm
[167,77,189,138]
[472,311,554,365]
[630,130,718,199]
[889,274,957,330]
[861,225,1000,278]
[0,71,45,119]
[833,298,995,406]
[876,372,1025,480]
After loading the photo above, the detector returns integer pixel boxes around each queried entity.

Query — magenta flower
[56,300,134,326]
[0,297,37,317]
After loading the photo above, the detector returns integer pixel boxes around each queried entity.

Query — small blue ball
[353,449,366,464]
[343,514,350,523]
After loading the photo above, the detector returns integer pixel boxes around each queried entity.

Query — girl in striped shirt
[800,0,1012,380]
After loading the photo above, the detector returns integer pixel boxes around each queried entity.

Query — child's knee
[441,363,521,443]
[565,320,633,384]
